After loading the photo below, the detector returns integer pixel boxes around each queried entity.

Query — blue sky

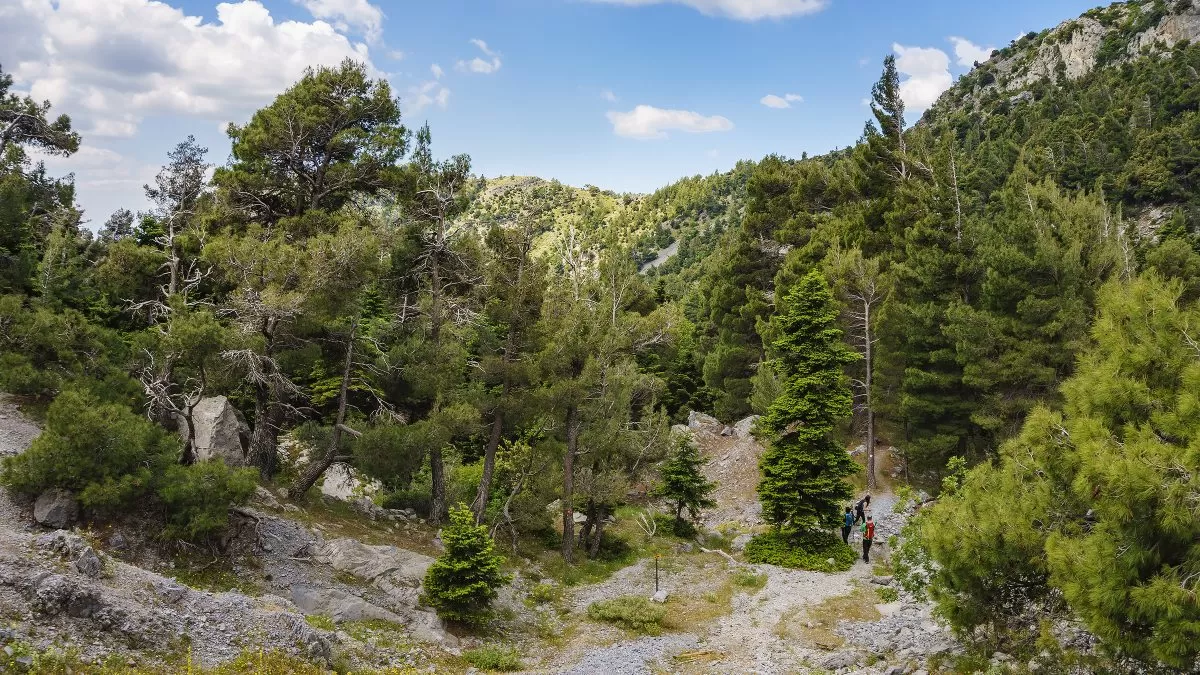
[1,0,1102,225]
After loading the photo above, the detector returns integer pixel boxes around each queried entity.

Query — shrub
[0,389,255,542]
[744,529,856,572]
[423,503,510,624]
[586,596,667,634]
[157,461,257,541]
[1,390,176,510]
[876,586,900,602]
[462,644,523,672]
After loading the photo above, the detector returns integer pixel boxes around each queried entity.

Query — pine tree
[422,504,510,624]
[757,271,859,532]
[652,434,717,535]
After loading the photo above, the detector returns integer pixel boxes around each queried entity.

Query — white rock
[650,590,668,603]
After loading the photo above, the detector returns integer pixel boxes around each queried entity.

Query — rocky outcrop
[687,410,720,430]
[33,488,78,529]
[179,396,250,466]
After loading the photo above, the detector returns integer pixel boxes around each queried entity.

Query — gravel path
[560,634,701,675]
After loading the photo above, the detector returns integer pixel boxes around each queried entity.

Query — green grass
[587,595,667,635]
[462,644,523,672]
[170,557,259,595]
[744,530,857,572]
[304,614,336,631]
[732,568,768,590]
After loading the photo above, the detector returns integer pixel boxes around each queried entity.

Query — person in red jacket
[861,516,875,563]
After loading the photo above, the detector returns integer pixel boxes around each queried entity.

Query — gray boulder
[33,488,79,529]
[732,415,759,438]
[74,546,103,578]
[730,533,753,552]
[314,538,433,586]
[687,410,720,429]
[179,396,250,466]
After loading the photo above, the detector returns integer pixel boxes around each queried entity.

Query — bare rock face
[732,415,759,439]
[687,410,720,430]
[33,488,79,529]
[180,396,250,466]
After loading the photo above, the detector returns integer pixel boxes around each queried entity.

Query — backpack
[865,522,875,540]
[844,512,854,527]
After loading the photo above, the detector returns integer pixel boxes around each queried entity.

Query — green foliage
[462,644,523,672]
[876,586,899,603]
[744,530,857,572]
[651,434,717,535]
[422,504,510,623]
[915,274,1200,668]
[304,614,336,631]
[586,595,667,634]
[0,390,253,541]
[757,271,859,532]
[157,461,258,541]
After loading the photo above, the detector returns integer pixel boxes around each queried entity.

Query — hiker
[842,506,854,543]
[861,516,875,563]
[854,494,871,525]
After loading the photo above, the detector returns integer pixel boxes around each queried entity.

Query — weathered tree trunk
[429,446,448,524]
[473,407,504,523]
[588,505,607,559]
[426,210,449,525]
[579,499,596,549]
[291,319,358,497]
[561,405,579,564]
[865,299,876,491]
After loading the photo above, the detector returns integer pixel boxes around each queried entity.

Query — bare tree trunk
[473,407,504,523]
[292,319,358,497]
[561,405,579,564]
[588,505,607,559]
[865,300,876,491]
[579,499,596,549]
[429,447,449,524]
[427,211,449,525]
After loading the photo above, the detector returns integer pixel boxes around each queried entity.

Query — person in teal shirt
[842,506,854,543]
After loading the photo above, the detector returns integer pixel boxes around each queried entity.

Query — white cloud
[406,80,451,115]
[456,39,502,74]
[760,93,803,109]
[602,89,619,102]
[296,0,383,42]
[948,36,994,67]
[892,43,953,111]
[607,105,733,139]
[588,0,827,20]
[431,63,444,79]
[0,0,375,138]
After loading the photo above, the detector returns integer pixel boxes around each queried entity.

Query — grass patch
[340,619,414,650]
[304,614,335,631]
[462,644,523,672]
[744,530,856,572]
[171,557,259,595]
[662,583,734,632]
[526,582,563,606]
[773,586,882,650]
[876,586,899,603]
[587,595,667,635]
[732,568,768,590]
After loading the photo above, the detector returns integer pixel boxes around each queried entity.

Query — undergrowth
[744,529,856,572]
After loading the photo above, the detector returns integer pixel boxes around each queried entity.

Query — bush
[586,596,667,634]
[744,529,856,572]
[1,390,176,510]
[0,389,255,542]
[157,461,257,541]
[462,644,523,672]
[876,586,900,602]
[423,504,510,624]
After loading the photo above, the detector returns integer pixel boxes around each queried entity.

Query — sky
[1,0,1103,227]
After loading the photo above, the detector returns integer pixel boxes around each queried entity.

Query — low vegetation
[462,644,524,672]
[745,530,857,572]
[586,595,668,634]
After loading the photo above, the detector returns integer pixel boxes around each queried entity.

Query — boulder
[732,415,759,438]
[687,411,720,429]
[153,579,187,604]
[179,396,250,466]
[720,426,733,436]
[73,546,103,578]
[730,534,753,552]
[290,586,456,646]
[320,463,382,502]
[34,489,79,529]
[650,590,668,603]
[315,538,433,587]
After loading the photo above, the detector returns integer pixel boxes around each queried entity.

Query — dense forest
[3,0,1200,670]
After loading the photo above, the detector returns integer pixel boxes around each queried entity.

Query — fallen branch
[694,540,739,564]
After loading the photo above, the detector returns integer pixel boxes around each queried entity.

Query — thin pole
[655,554,660,593]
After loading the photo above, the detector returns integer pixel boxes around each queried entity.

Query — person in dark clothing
[842,506,854,543]
[854,494,871,525]
[861,516,875,563]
